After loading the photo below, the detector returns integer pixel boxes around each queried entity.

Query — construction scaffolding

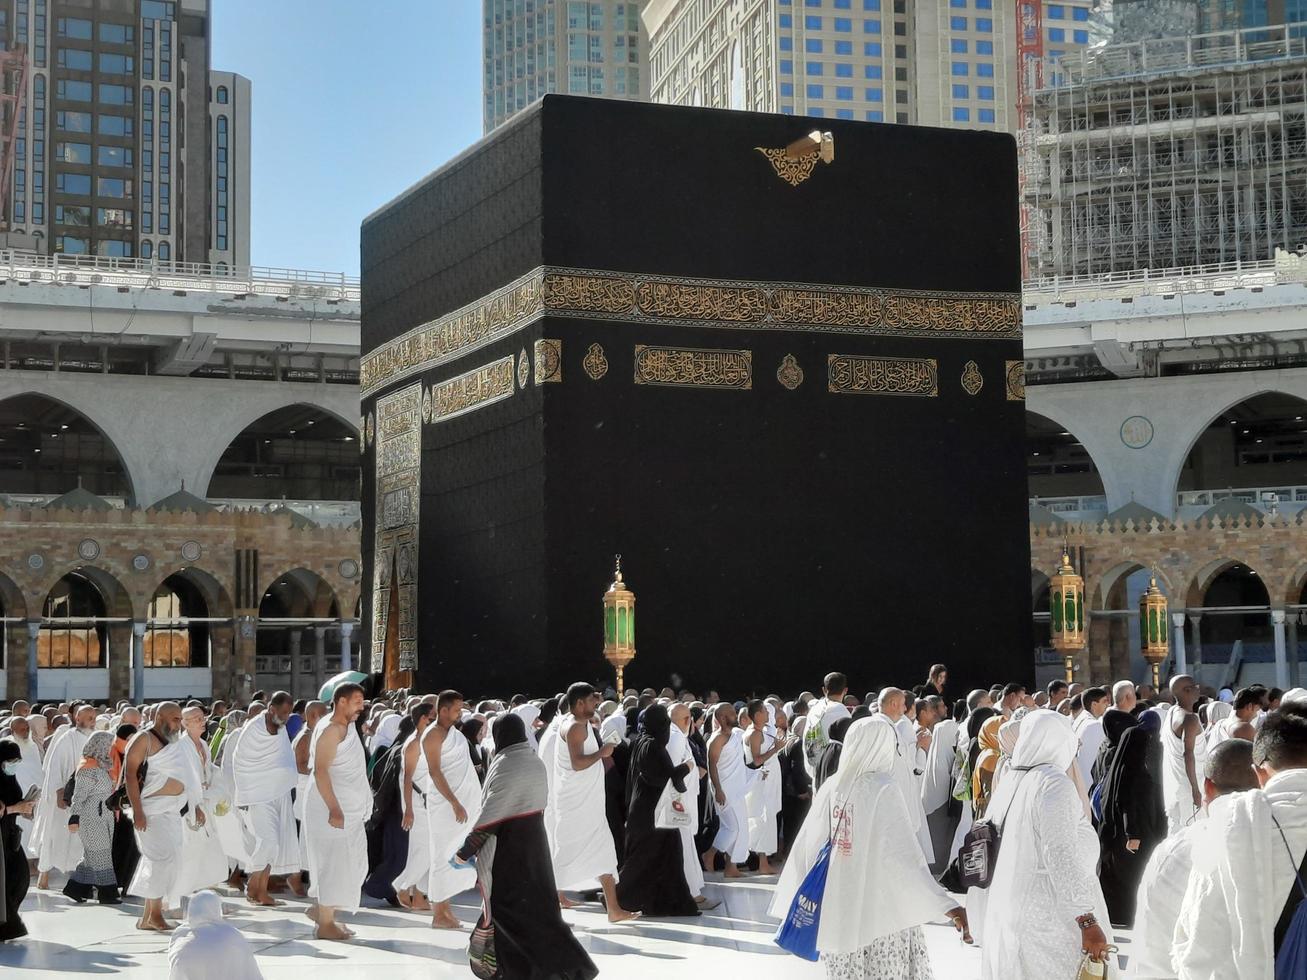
[0,46,27,233]
[1024,21,1307,277]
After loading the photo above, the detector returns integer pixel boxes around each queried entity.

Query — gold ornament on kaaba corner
[583,342,609,380]
[777,354,804,390]
[534,338,562,384]
[1005,360,1026,401]
[602,555,636,695]
[517,348,530,388]
[755,130,835,187]
[1140,572,1169,688]
[961,360,984,396]
[421,387,432,423]
[1050,550,1086,681]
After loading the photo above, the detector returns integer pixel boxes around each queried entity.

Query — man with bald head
[32,702,96,889]
[233,691,301,906]
[1162,675,1203,836]
[8,714,43,858]
[10,699,30,718]
[876,687,933,859]
[704,702,761,878]
[174,704,228,897]
[126,701,202,930]
[291,700,328,897]
[1134,737,1259,980]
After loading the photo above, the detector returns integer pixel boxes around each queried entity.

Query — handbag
[468,918,498,980]
[654,779,692,830]
[773,806,848,961]
[1076,948,1117,979]
[957,765,1034,891]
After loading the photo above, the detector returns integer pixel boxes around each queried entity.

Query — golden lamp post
[602,555,635,695]
[1050,550,1086,684]
[1139,572,1169,689]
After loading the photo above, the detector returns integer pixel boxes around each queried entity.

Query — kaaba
[359,95,1032,699]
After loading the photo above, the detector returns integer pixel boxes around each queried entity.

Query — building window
[55,204,89,225]
[216,85,229,104]
[780,36,793,51]
[146,577,210,668]
[56,141,90,163]
[837,108,854,119]
[864,0,881,8]
[781,82,794,97]
[97,115,134,136]
[979,108,996,123]
[867,110,883,121]
[953,107,970,121]
[779,13,792,27]
[1072,6,1088,20]
[977,63,994,77]
[834,17,852,31]
[864,42,881,55]
[805,15,821,28]
[55,172,91,194]
[864,87,882,101]
[1048,4,1065,18]
[56,79,92,101]
[96,177,131,198]
[952,62,968,75]
[976,17,992,31]
[141,240,152,259]
[158,242,170,261]
[98,83,133,105]
[977,40,993,54]
[141,0,175,20]
[95,239,133,258]
[836,86,853,99]
[56,17,92,39]
[806,83,823,98]
[39,574,106,667]
[806,39,822,52]
[807,61,823,75]
[951,39,967,52]
[99,53,135,74]
[864,19,880,32]
[96,207,133,228]
[57,48,92,70]
[953,83,969,98]
[978,85,994,100]
[97,145,132,167]
[99,22,134,43]
[836,63,853,77]
[1073,30,1088,44]
[951,16,966,30]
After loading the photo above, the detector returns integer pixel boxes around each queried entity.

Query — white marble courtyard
[0,871,1139,979]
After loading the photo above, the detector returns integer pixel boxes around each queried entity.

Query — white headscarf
[369,712,402,754]
[167,890,264,980]
[920,717,958,815]
[600,710,628,745]
[512,704,541,750]
[770,718,954,953]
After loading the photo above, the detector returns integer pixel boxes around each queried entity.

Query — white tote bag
[654,779,693,830]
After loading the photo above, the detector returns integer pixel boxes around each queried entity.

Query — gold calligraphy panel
[633,345,753,390]
[1005,360,1026,401]
[372,382,422,672]
[827,354,938,397]
[361,265,1020,397]
[429,355,516,424]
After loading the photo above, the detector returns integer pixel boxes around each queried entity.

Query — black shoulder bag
[956,764,1036,891]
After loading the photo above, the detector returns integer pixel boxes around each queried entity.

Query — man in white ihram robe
[877,688,933,860]
[745,703,784,872]
[175,706,230,898]
[305,688,371,941]
[233,698,301,905]
[32,706,95,882]
[422,693,483,929]
[921,715,959,874]
[1172,712,1307,980]
[706,704,759,876]
[8,717,44,856]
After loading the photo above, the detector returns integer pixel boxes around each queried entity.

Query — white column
[339,622,354,672]
[287,629,302,690]
[313,627,327,691]
[132,621,147,702]
[1273,609,1289,689]
[26,620,40,703]
[1172,612,1188,677]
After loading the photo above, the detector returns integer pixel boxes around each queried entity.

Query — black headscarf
[0,739,21,807]
[1093,708,1141,789]
[1099,709,1165,844]
[628,704,686,802]
[537,697,561,729]
[492,712,528,752]
[639,704,672,746]
[966,706,999,777]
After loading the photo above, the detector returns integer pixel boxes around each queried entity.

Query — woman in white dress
[772,718,969,979]
[978,710,1112,979]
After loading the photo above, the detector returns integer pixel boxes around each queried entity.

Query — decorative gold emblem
[365,412,375,445]
[421,386,432,422]
[755,130,835,187]
[430,355,516,424]
[534,338,562,384]
[360,265,1020,396]
[777,354,804,390]
[633,345,752,389]
[583,343,609,381]
[1005,360,1026,401]
[828,354,938,397]
[961,360,984,396]
[359,415,367,454]
[517,348,530,388]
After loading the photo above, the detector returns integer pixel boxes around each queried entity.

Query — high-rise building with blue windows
[483,0,649,134]
[643,0,1096,132]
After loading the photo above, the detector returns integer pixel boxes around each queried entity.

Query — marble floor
[0,871,1133,979]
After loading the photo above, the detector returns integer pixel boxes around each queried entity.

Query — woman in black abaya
[362,715,415,905]
[0,739,34,941]
[616,704,698,917]
[1097,709,1166,927]
[456,713,596,980]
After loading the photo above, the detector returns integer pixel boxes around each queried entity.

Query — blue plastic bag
[773,839,833,961]
[1277,896,1307,979]
[1090,780,1104,823]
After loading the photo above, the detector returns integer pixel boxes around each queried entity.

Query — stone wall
[0,504,360,703]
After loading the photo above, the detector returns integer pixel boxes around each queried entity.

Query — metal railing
[0,249,361,302]
[1031,494,1108,515]
[1023,252,1305,304]
[1178,486,1307,509]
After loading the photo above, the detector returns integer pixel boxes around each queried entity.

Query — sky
[212,1,483,276]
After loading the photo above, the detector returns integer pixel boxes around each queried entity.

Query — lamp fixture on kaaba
[602,555,635,695]
[1050,550,1086,683]
[1139,572,1169,688]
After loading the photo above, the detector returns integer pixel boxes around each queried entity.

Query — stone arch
[36,566,133,672]
[0,390,139,504]
[201,401,361,504]
[1091,560,1175,612]
[259,567,340,619]
[0,569,26,621]
[1282,559,1307,608]
[1026,409,1107,502]
[1168,386,1307,513]
[1185,557,1262,609]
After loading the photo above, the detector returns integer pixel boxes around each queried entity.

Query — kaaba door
[381,555,411,692]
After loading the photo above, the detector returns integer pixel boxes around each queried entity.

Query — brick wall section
[1031,514,1307,685]
[0,505,360,702]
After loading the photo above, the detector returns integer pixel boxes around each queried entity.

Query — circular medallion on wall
[421,387,432,424]
[1120,415,1155,450]
[339,558,359,579]
[132,554,151,572]
[26,553,44,571]
[583,343,608,381]
[517,348,530,389]
[180,540,202,562]
[77,538,101,561]
[776,354,804,390]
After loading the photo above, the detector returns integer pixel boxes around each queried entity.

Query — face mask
[1,762,17,776]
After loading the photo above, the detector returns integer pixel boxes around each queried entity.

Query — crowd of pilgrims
[0,665,1305,979]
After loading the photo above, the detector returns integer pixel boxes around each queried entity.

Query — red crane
[1016,1,1044,277]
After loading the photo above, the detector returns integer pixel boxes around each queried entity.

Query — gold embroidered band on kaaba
[360,267,1022,397]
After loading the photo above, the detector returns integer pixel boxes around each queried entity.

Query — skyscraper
[644,0,1097,132]
[483,0,649,134]
[0,0,250,265]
